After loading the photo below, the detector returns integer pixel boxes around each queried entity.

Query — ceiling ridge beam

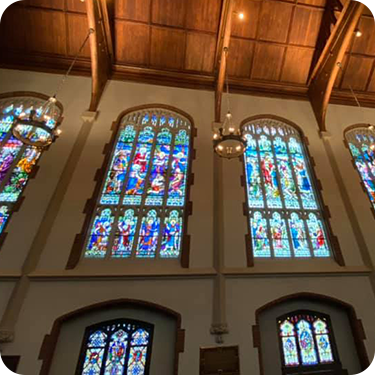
[307,0,364,131]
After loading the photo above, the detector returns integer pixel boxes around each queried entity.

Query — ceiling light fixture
[213,47,246,159]
[12,28,95,149]
[354,29,362,37]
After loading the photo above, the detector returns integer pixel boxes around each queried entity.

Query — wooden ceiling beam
[86,0,113,112]
[215,0,235,122]
[307,0,364,131]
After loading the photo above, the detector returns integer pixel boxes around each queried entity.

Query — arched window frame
[344,124,375,218]
[67,105,196,269]
[0,91,63,247]
[277,310,342,374]
[240,115,343,266]
[76,318,154,375]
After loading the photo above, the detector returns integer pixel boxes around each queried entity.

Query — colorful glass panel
[85,209,115,258]
[244,134,264,208]
[127,346,147,375]
[270,212,291,257]
[306,213,330,257]
[0,206,10,234]
[112,209,138,258]
[136,210,160,258]
[289,213,310,257]
[251,211,271,257]
[289,138,317,210]
[160,210,183,258]
[297,320,318,366]
[104,330,128,375]
[85,109,191,260]
[313,320,334,363]
[280,320,299,366]
[101,126,136,205]
[259,135,282,208]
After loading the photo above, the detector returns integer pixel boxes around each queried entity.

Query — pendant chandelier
[213,48,246,159]
[12,28,95,149]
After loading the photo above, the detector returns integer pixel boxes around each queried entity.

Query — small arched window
[76,319,153,375]
[0,94,62,242]
[278,311,341,374]
[83,107,193,261]
[345,126,375,210]
[241,117,333,260]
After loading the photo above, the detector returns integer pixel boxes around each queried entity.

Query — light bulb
[355,29,362,38]
[40,97,58,123]
[218,145,224,151]
[370,144,375,151]
[229,127,235,133]
[236,145,242,151]
[369,125,374,132]
[55,129,62,136]
[238,12,244,20]
[226,112,232,119]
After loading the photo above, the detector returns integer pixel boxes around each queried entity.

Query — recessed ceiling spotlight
[354,29,362,37]
[238,12,245,20]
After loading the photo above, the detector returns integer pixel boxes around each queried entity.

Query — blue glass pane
[160,210,183,258]
[251,211,271,257]
[104,330,128,375]
[306,213,330,257]
[136,210,160,258]
[270,212,291,257]
[288,213,310,257]
[297,320,318,366]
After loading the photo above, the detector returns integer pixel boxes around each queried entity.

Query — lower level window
[77,319,153,375]
[278,311,342,374]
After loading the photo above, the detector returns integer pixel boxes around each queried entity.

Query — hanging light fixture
[12,28,95,149]
[337,62,375,150]
[213,47,246,159]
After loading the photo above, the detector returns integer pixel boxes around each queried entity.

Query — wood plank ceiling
[1,0,375,107]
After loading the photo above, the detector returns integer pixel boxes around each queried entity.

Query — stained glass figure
[160,210,183,258]
[0,96,62,240]
[78,320,153,375]
[242,118,332,259]
[278,311,338,372]
[346,127,375,208]
[84,108,192,260]
[280,320,299,366]
[86,208,115,258]
[250,211,271,257]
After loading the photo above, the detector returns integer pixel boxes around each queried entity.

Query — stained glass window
[84,108,191,260]
[77,319,153,375]
[242,118,331,258]
[0,96,61,240]
[345,126,375,209]
[278,311,338,372]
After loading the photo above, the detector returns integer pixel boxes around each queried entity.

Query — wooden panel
[115,21,149,65]
[152,0,186,27]
[351,17,375,56]
[66,0,87,13]
[289,7,324,47]
[334,54,348,88]
[185,32,216,72]
[150,27,185,69]
[200,346,240,375]
[297,0,326,6]
[27,0,64,10]
[367,66,375,92]
[185,0,221,33]
[0,5,27,50]
[341,56,374,91]
[66,14,90,57]
[281,46,314,83]
[25,8,67,55]
[232,0,261,39]
[227,38,254,77]
[115,0,150,23]
[251,43,285,80]
[258,1,293,43]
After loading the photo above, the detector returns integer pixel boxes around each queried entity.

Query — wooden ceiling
[1,0,375,106]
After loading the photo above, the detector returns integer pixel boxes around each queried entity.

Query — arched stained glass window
[77,319,153,375]
[278,311,340,373]
[0,94,62,241]
[84,107,192,260]
[242,117,332,259]
[345,126,375,209]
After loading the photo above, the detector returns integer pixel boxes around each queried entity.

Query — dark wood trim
[66,104,196,269]
[1,355,20,372]
[38,298,183,375]
[0,92,64,249]
[239,114,345,266]
[253,292,370,375]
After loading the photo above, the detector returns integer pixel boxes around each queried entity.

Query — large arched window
[241,117,332,259]
[345,126,375,210]
[76,319,153,375]
[278,311,341,374]
[0,93,62,242]
[83,106,193,261]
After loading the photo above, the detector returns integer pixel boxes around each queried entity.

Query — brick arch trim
[38,298,185,375]
[252,292,369,375]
